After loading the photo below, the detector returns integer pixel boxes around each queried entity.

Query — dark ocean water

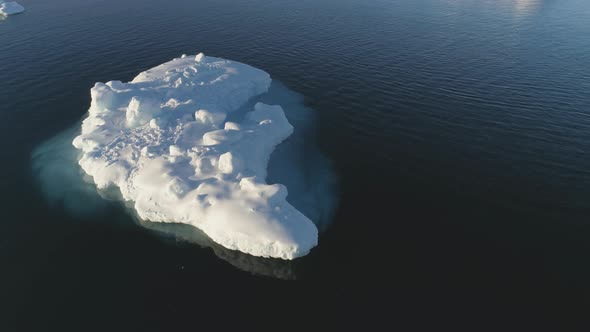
[2,0,590,330]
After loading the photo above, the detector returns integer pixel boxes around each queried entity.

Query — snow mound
[73,54,320,259]
[0,1,24,16]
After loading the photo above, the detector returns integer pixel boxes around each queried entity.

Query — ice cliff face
[73,54,319,259]
[0,1,24,16]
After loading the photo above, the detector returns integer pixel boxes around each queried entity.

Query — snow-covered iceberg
[72,54,323,260]
[0,1,25,16]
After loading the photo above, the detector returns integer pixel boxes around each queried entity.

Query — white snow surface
[72,54,319,259]
[0,1,25,16]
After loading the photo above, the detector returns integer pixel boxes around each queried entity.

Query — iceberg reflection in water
[143,221,298,280]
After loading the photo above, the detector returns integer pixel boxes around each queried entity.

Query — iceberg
[33,78,337,276]
[0,1,24,16]
[72,54,323,260]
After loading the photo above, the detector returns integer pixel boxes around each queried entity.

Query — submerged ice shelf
[0,1,24,16]
[73,54,320,259]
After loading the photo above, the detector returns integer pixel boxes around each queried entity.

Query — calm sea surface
[2,0,590,329]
